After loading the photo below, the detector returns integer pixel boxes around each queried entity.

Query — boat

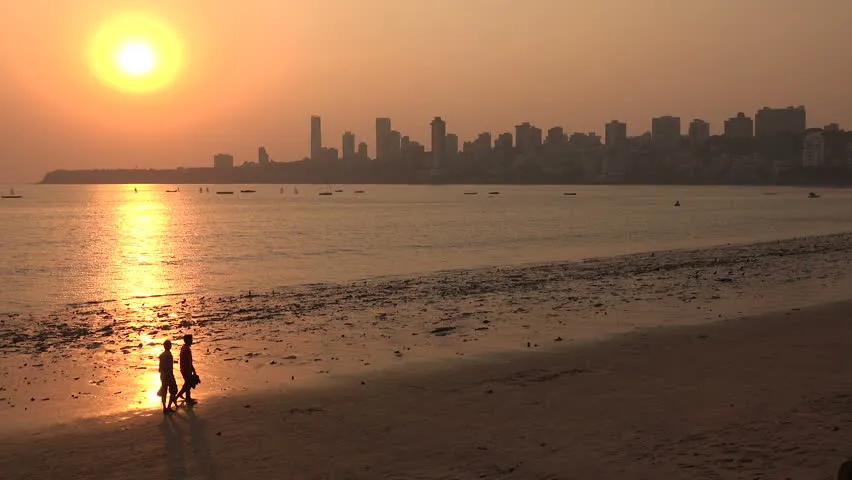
[216,191,234,195]
[488,191,500,195]
[318,192,333,196]
[166,187,180,193]
[808,192,820,199]
[763,192,778,196]
[1,188,22,199]
[335,189,344,193]
[463,192,478,195]
[240,190,257,193]
[563,192,577,196]
[354,190,365,194]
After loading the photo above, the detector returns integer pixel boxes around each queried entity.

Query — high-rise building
[688,119,710,146]
[389,130,402,159]
[802,129,825,168]
[213,153,234,169]
[431,117,447,170]
[546,127,565,146]
[515,122,542,154]
[755,106,806,137]
[258,147,270,166]
[651,116,681,150]
[357,142,369,160]
[310,115,322,161]
[375,118,392,161]
[342,132,356,160]
[605,121,627,148]
[323,147,339,162]
[724,113,754,138]
[446,134,459,160]
[495,133,513,150]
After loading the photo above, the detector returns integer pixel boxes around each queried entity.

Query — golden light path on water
[113,191,179,410]
[89,13,184,94]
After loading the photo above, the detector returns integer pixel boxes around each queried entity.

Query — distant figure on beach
[177,334,200,405]
[158,340,178,413]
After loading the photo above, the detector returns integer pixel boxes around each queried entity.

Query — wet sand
[3,301,852,479]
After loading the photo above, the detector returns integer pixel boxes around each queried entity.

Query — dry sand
[3,301,852,479]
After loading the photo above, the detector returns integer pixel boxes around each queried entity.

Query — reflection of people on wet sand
[177,334,201,405]
[157,340,178,413]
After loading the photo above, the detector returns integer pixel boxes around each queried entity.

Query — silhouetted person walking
[177,334,200,405]
[158,340,178,413]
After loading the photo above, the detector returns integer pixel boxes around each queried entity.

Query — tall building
[310,115,322,161]
[605,121,627,148]
[688,119,710,146]
[802,129,825,168]
[389,130,402,159]
[515,122,542,154]
[375,118,392,161]
[495,132,513,150]
[431,117,447,170]
[213,153,234,169]
[357,142,369,160]
[342,132,356,160]
[258,147,270,166]
[755,106,806,137]
[651,116,681,150]
[446,134,459,160]
[724,112,754,138]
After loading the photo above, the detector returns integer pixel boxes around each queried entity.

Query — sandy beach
[3,233,852,478]
[3,301,852,479]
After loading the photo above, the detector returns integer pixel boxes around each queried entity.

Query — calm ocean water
[1,184,850,313]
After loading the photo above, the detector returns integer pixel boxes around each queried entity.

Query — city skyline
[3,0,852,181]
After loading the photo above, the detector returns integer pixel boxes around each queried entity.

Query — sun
[117,41,157,77]
[90,13,183,94]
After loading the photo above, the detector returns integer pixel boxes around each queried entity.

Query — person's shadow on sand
[839,460,852,479]
[159,405,218,480]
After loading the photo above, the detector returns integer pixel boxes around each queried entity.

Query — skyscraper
[375,118,392,161]
[515,122,541,155]
[357,142,369,160]
[342,132,356,160]
[431,117,447,170]
[446,134,459,160]
[755,106,806,137]
[688,119,710,145]
[310,116,322,161]
[258,146,270,166]
[605,121,627,148]
[724,113,754,138]
[651,116,681,150]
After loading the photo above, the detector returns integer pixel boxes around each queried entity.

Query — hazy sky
[1,0,851,182]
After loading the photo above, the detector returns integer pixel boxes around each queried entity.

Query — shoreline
[3,300,852,478]
[3,231,852,433]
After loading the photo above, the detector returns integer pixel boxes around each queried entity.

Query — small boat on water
[240,190,257,193]
[335,189,344,193]
[318,192,333,196]
[763,192,778,196]
[1,188,22,199]
[464,192,478,195]
[354,190,365,194]
[217,191,234,195]
[563,192,577,196]
[166,187,180,193]
[488,191,500,195]
[808,192,820,199]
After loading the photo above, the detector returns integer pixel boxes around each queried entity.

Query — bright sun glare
[90,13,183,94]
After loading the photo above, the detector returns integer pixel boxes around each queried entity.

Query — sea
[1,184,850,313]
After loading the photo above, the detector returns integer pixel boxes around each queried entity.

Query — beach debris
[554,337,563,342]
[430,326,457,336]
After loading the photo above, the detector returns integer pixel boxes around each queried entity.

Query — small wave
[67,299,118,308]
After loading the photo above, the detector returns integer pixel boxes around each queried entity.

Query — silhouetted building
[431,117,447,170]
[515,122,542,155]
[825,123,841,132]
[688,119,710,146]
[342,132,356,160]
[322,147,339,162]
[258,147,270,166]
[311,116,322,161]
[755,106,806,137]
[546,127,565,146]
[446,134,459,160]
[357,142,369,160]
[389,130,402,159]
[802,129,825,168]
[213,153,234,170]
[605,121,627,148]
[495,133,513,151]
[651,116,681,150]
[376,118,392,161]
[724,112,754,138]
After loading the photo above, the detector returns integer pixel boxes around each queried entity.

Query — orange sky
[1,0,851,182]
